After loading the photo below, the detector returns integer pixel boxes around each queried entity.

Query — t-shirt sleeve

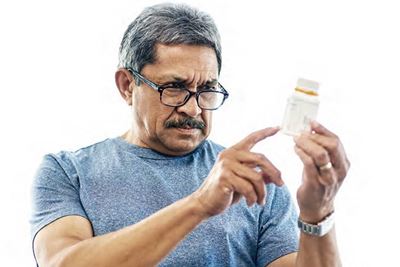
[30,153,88,254]
[256,184,299,267]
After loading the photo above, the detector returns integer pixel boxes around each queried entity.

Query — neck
[121,129,150,148]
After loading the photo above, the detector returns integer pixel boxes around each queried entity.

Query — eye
[200,84,218,91]
[163,82,186,90]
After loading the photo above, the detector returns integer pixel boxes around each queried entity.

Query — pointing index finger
[232,126,280,151]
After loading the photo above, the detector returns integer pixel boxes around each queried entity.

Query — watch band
[297,211,335,237]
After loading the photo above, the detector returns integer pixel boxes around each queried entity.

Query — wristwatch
[297,211,335,237]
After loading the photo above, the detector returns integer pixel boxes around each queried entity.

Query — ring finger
[294,134,332,168]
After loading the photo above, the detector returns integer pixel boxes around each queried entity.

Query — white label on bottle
[281,97,319,136]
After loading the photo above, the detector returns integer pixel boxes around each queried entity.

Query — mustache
[165,117,206,129]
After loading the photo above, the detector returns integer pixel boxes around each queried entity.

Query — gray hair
[118,3,222,75]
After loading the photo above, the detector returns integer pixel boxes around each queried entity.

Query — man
[31,3,350,267]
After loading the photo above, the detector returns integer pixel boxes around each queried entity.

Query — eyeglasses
[127,68,229,110]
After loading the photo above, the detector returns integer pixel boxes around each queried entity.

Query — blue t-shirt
[31,137,299,266]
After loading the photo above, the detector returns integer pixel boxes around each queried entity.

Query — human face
[128,44,219,156]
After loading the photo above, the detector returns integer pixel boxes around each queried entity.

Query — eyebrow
[204,79,218,85]
[158,75,218,86]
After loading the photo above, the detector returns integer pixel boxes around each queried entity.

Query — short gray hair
[118,3,222,75]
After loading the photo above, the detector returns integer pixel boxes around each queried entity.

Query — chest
[79,158,210,234]
[76,156,260,266]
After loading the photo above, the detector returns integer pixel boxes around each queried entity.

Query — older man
[31,3,350,267]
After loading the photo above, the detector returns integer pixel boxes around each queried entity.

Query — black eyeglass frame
[127,68,229,110]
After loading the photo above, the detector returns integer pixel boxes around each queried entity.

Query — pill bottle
[281,78,320,136]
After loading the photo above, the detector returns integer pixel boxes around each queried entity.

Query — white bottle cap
[296,78,320,92]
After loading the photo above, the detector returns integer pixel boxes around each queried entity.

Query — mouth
[182,125,195,129]
[173,126,200,134]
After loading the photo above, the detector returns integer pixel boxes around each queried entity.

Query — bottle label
[281,97,319,136]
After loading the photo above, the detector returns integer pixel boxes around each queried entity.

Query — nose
[175,93,202,117]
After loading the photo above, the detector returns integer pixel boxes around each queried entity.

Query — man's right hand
[192,127,285,217]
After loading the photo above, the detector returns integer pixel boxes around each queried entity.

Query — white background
[1,0,399,266]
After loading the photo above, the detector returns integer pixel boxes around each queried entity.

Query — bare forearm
[296,228,341,267]
[58,196,207,267]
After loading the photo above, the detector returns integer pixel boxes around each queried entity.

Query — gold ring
[318,162,333,171]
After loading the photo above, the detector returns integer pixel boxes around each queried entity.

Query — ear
[115,68,134,105]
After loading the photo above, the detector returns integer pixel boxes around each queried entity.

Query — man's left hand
[293,121,351,223]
